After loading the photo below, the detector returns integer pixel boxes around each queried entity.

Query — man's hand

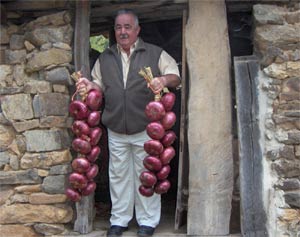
[149,77,166,94]
[76,77,92,98]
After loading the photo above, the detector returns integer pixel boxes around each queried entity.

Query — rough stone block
[14,184,42,194]
[33,93,70,117]
[0,224,40,237]
[5,49,26,64]
[49,164,72,175]
[0,204,73,224]
[33,223,65,236]
[39,116,71,128]
[45,67,73,85]
[12,119,40,133]
[284,191,300,207]
[24,25,73,46]
[0,169,41,185]
[24,129,71,152]
[253,4,285,25]
[10,34,25,50]
[23,80,52,94]
[29,192,67,204]
[42,175,67,194]
[0,65,13,87]
[20,150,72,169]
[0,125,16,152]
[25,48,72,72]
[1,94,34,120]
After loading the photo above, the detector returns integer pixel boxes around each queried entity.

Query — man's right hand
[76,77,92,97]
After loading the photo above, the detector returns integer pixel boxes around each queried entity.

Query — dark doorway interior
[93,18,184,231]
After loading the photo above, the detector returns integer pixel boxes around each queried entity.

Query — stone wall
[253,3,300,237]
[0,11,75,236]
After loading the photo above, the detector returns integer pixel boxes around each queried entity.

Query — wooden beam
[234,56,267,236]
[73,1,94,233]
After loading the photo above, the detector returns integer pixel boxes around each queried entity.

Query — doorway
[91,18,187,235]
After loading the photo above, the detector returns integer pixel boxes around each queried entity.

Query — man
[77,9,180,237]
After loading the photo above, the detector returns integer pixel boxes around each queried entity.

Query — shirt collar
[117,38,139,55]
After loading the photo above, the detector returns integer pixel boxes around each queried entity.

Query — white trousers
[107,129,161,228]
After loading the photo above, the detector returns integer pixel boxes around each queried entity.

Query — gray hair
[115,9,139,27]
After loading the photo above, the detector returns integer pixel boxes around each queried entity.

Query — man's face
[114,13,140,51]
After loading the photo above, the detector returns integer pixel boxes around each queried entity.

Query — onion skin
[89,127,102,146]
[154,179,171,194]
[139,185,154,197]
[69,100,89,120]
[72,138,91,154]
[86,146,101,163]
[87,111,101,127]
[161,92,176,111]
[146,122,165,140]
[143,156,162,172]
[71,157,91,173]
[86,164,99,180]
[81,181,96,196]
[161,130,177,147]
[160,146,176,165]
[86,89,103,111]
[65,188,81,202]
[68,172,88,189]
[144,140,164,156]
[156,165,171,180]
[72,120,90,137]
[145,101,166,122]
[161,111,176,130]
[139,171,157,187]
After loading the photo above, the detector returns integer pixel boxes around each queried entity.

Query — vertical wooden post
[175,9,189,230]
[73,0,94,234]
[234,56,267,237]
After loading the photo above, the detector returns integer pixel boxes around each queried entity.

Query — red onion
[86,146,101,163]
[87,111,101,127]
[68,172,88,189]
[145,101,166,122]
[161,111,176,130]
[144,140,164,156]
[156,165,171,180]
[69,100,89,120]
[72,120,90,137]
[154,179,171,194]
[139,171,157,187]
[71,157,91,173]
[161,130,177,147]
[89,127,102,146]
[146,122,165,140]
[81,181,96,196]
[86,89,103,111]
[160,146,175,165]
[86,164,99,180]
[161,92,176,111]
[143,156,162,172]
[72,138,91,154]
[65,187,81,202]
[139,185,154,197]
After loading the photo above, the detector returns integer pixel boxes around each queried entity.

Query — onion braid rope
[71,71,88,101]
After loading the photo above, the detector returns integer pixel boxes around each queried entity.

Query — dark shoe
[106,225,128,237]
[137,225,155,237]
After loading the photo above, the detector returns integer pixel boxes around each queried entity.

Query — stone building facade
[0,1,299,237]
[253,4,300,237]
[0,11,75,236]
